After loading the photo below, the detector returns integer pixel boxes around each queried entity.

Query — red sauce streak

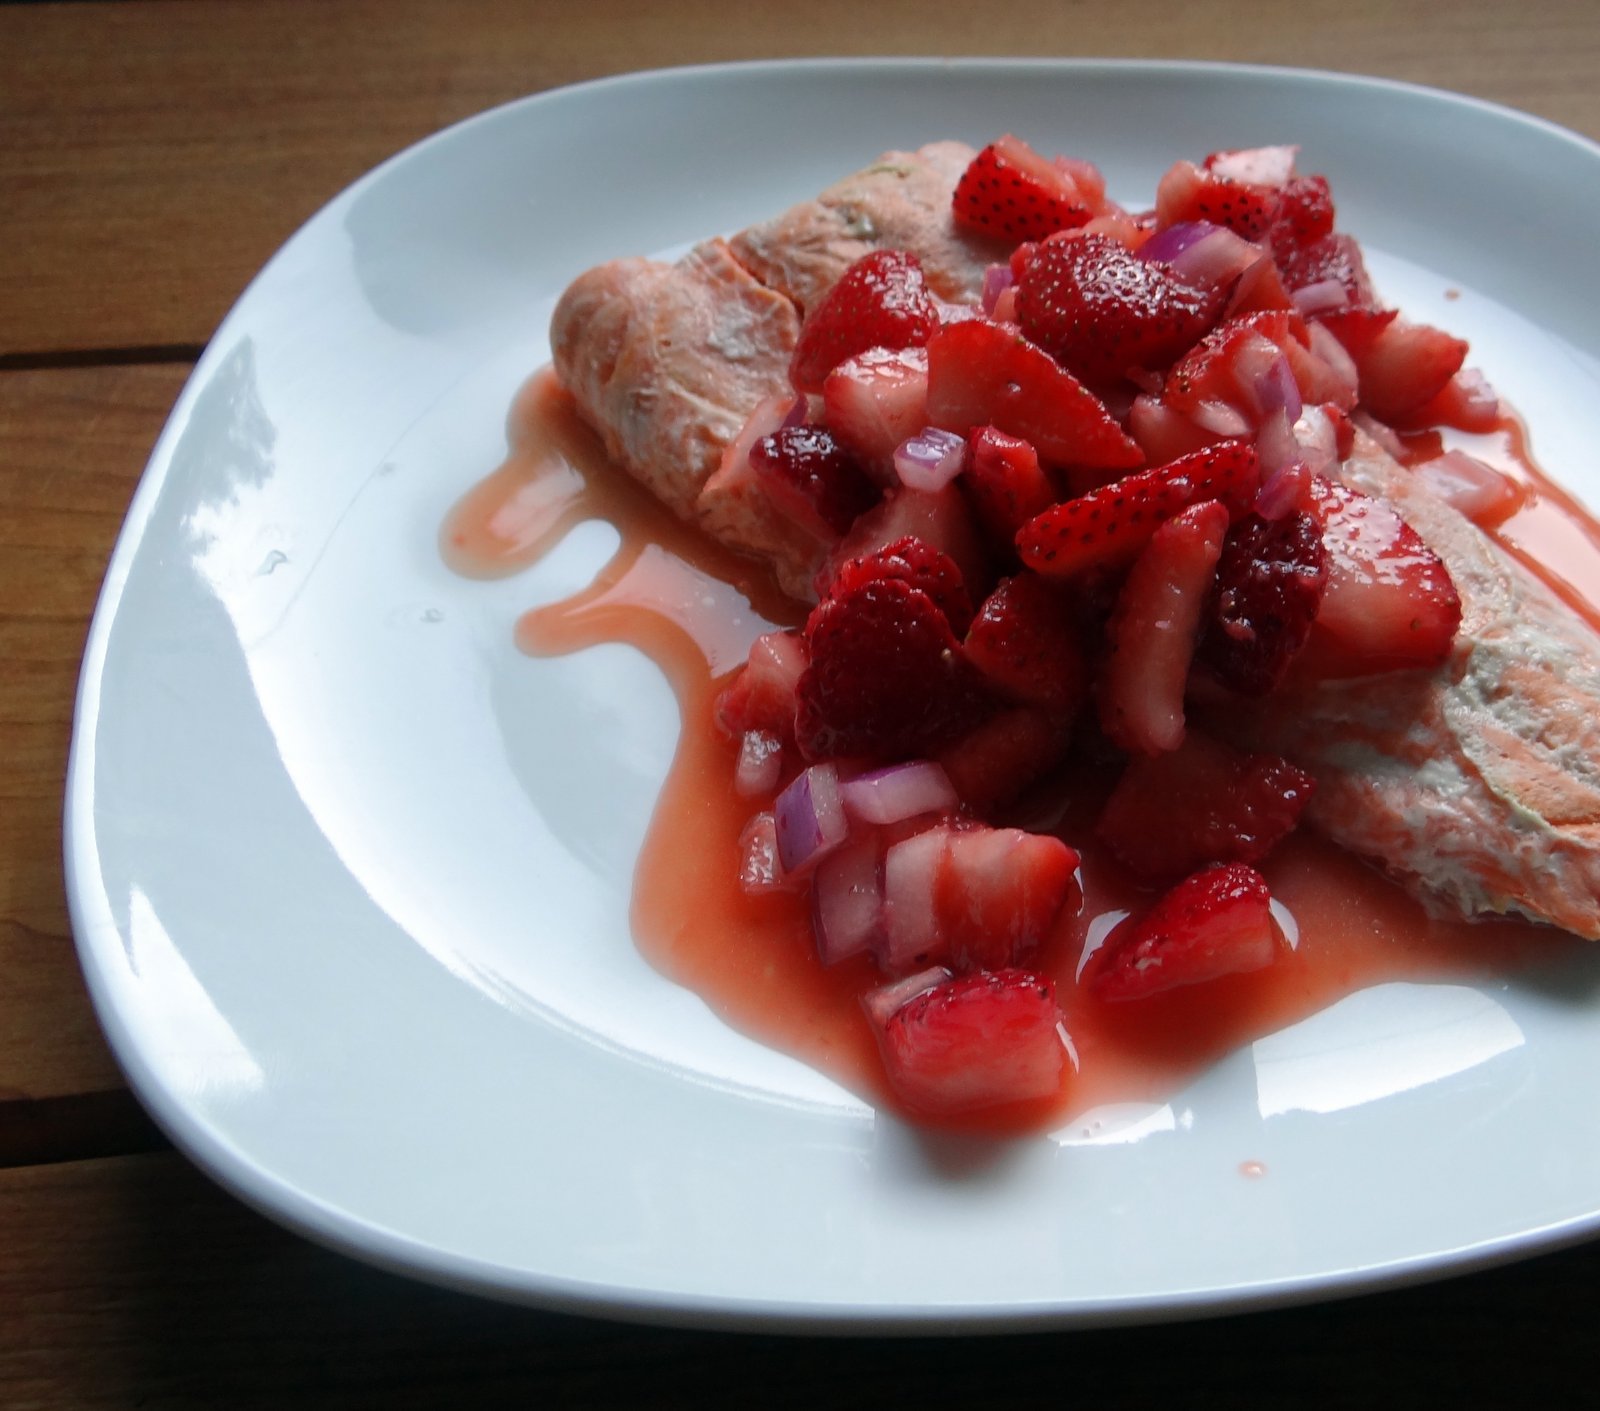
[443,370,1587,1135]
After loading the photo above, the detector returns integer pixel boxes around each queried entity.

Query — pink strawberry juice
[444,369,1584,1135]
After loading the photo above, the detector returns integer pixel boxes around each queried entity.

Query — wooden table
[5,1,1599,1403]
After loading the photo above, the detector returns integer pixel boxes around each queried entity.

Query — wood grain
[3,0,1598,355]
[0,364,186,1109]
[2,1149,1599,1409]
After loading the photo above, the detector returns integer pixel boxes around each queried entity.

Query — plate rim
[61,54,1600,1331]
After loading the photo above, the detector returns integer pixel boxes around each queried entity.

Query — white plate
[66,59,1600,1329]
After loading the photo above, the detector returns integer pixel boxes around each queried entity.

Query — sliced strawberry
[818,484,991,604]
[963,427,1059,550]
[1304,475,1462,671]
[795,576,991,761]
[873,968,1067,1114]
[1269,174,1336,255]
[822,345,930,480]
[923,319,1144,471]
[936,828,1081,971]
[1197,510,1328,695]
[1127,393,1226,466]
[714,629,807,739]
[1096,731,1316,880]
[1156,157,1282,240]
[821,535,975,636]
[1017,441,1259,579]
[1277,233,1383,315]
[1015,233,1225,386]
[952,136,1100,243]
[789,250,939,394]
[1162,311,1298,422]
[963,572,1087,712]
[749,425,880,539]
[936,706,1074,815]
[1098,499,1229,756]
[1086,863,1281,1001]
[1403,368,1502,434]
[1349,318,1470,423]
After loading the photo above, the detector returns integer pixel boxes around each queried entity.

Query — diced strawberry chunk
[936,828,1081,971]
[1269,174,1336,255]
[820,534,975,636]
[1304,475,1462,671]
[750,425,880,539]
[1277,234,1383,315]
[1155,158,1282,240]
[714,629,807,738]
[1086,863,1281,1001]
[1348,318,1470,423]
[1016,441,1259,580]
[790,250,939,393]
[818,484,991,604]
[1127,393,1227,466]
[795,577,991,762]
[924,319,1144,471]
[1098,500,1229,756]
[1197,510,1328,695]
[1015,232,1226,386]
[936,706,1073,815]
[963,427,1059,550]
[1403,368,1501,434]
[1096,731,1316,880]
[822,346,930,480]
[952,136,1101,243]
[1162,311,1299,420]
[873,968,1068,1114]
[1415,450,1525,527]
[963,572,1086,712]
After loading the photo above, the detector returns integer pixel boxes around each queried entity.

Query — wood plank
[3,0,1599,356]
[0,364,187,1111]
[1,1149,1599,1408]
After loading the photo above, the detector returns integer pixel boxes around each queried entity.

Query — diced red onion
[774,763,848,875]
[1254,352,1303,424]
[1189,399,1252,438]
[990,286,1020,323]
[1256,462,1312,520]
[734,729,783,798]
[779,393,809,429]
[1256,406,1302,476]
[862,966,953,1028]
[893,427,968,493]
[812,835,884,966]
[1137,220,1219,266]
[879,826,950,971]
[981,263,1015,316]
[841,761,959,827]
[1166,226,1263,292]
[1291,278,1351,317]
[737,813,787,895]
[1230,334,1295,423]
[1291,406,1339,477]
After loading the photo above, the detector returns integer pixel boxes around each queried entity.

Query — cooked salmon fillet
[550,144,1000,600]
[1232,431,1600,939]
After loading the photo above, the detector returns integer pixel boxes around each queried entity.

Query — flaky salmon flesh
[548,143,1600,940]
[550,143,1000,599]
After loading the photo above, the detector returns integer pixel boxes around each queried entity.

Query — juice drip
[443,368,1589,1134]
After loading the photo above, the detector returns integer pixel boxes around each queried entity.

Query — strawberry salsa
[712,136,1514,1121]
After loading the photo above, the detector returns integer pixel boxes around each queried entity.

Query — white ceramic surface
[65,59,1600,1329]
